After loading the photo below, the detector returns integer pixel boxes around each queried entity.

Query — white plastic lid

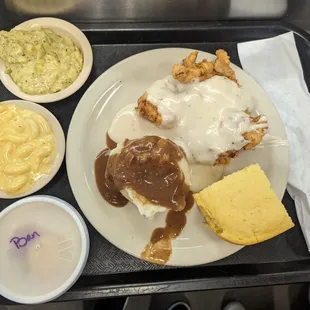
[0,195,89,304]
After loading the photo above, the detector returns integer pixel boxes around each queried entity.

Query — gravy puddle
[141,192,194,264]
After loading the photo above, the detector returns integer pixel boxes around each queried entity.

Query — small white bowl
[0,100,65,199]
[0,17,93,103]
[0,195,90,304]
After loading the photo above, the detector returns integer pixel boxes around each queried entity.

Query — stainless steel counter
[0,0,289,28]
[1,0,310,32]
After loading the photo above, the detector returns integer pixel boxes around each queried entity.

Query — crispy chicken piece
[213,49,237,83]
[173,50,237,84]
[136,51,267,166]
[243,129,265,151]
[243,116,268,151]
[136,93,162,126]
[215,150,238,166]
[215,116,268,166]
[172,51,214,83]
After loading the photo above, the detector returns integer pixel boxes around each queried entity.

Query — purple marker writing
[10,231,40,250]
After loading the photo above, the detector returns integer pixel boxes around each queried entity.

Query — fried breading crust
[215,150,238,166]
[173,51,214,83]
[136,92,162,126]
[215,116,268,166]
[172,50,237,84]
[243,116,267,151]
[214,49,237,83]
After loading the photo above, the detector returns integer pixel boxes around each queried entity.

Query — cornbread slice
[193,164,294,245]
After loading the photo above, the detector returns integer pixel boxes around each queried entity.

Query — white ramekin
[0,100,65,199]
[0,195,90,304]
[0,17,93,103]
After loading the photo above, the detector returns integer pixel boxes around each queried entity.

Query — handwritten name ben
[10,231,40,249]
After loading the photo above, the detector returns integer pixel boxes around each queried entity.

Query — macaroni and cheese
[0,104,56,195]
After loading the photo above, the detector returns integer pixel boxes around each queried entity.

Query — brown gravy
[106,133,117,150]
[94,149,128,207]
[107,136,189,211]
[141,192,194,264]
[95,134,193,264]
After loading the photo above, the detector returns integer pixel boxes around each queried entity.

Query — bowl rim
[0,17,93,103]
[0,195,90,304]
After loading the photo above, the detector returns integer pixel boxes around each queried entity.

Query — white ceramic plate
[0,100,65,199]
[0,17,93,103]
[66,48,289,266]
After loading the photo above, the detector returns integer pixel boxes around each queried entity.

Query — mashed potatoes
[109,138,191,218]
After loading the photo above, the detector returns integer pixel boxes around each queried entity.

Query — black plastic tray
[1,21,310,303]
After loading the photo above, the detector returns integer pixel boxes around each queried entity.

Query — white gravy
[109,75,266,165]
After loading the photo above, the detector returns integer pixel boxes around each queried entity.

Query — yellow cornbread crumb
[193,164,294,245]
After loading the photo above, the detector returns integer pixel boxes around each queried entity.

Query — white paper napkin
[238,32,310,250]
